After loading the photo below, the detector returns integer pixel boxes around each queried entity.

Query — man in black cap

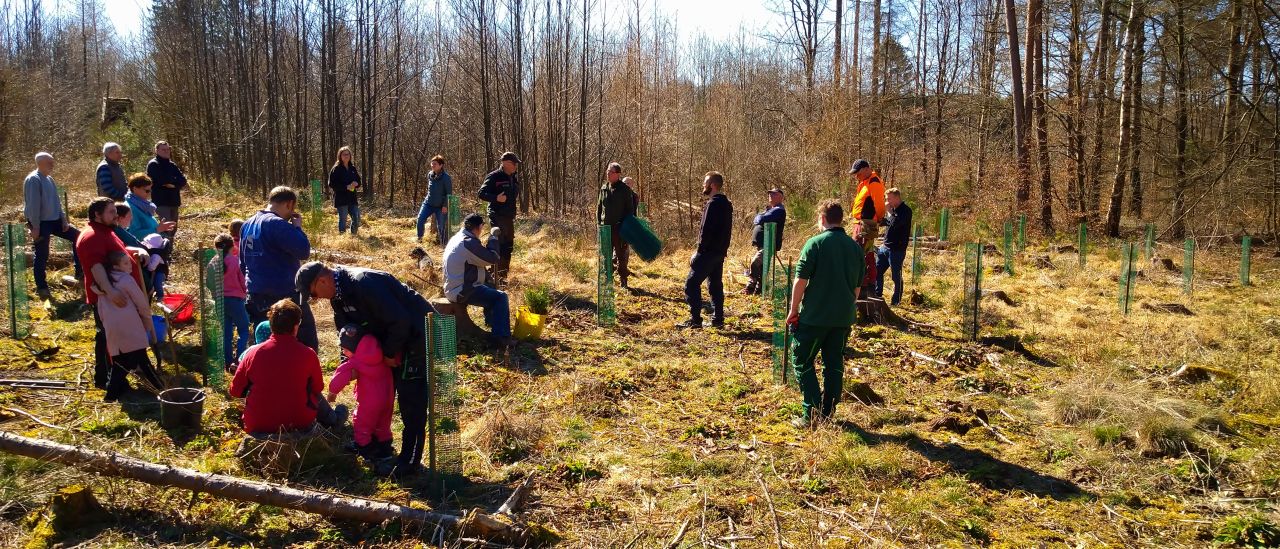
[679,171,732,328]
[295,260,435,477]
[597,162,639,288]
[478,151,521,284]
[849,159,886,245]
[745,187,786,295]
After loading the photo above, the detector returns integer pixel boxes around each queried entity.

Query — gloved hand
[490,226,502,239]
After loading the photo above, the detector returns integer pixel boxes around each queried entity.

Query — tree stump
[982,289,1017,306]
[430,297,489,341]
[1151,256,1178,272]
[1141,302,1194,316]
[856,298,906,326]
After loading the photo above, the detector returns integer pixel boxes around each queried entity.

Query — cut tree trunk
[0,431,534,544]
[857,298,906,326]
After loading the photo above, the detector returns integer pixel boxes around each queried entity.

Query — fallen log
[0,431,533,544]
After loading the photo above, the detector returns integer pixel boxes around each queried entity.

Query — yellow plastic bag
[513,306,546,341]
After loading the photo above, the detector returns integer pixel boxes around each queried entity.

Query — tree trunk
[1003,0,1030,211]
[1086,0,1115,221]
[1032,0,1052,233]
[1127,13,1146,218]
[1105,0,1143,237]
[1171,1,1189,239]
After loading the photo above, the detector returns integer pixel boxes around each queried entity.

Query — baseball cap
[767,187,784,195]
[295,261,326,302]
[500,151,522,164]
[848,159,870,174]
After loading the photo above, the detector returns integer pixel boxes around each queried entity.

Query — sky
[97,0,776,42]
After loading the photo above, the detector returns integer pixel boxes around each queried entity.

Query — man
[745,187,786,295]
[146,141,187,236]
[849,159,886,246]
[416,154,453,245]
[96,143,127,200]
[679,171,732,328]
[295,261,434,477]
[596,162,638,288]
[24,152,82,300]
[443,213,512,348]
[786,199,864,428]
[76,197,145,391]
[875,188,913,306]
[239,186,316,349]
[477,151,521,284]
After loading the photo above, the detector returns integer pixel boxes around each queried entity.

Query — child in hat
[327,324,395,460]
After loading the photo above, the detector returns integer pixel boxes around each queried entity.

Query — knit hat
[338,324,363,354]
[254,321,271,344]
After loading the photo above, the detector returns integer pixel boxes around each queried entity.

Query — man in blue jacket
[745,187,786,295]
[416,154,453,245]
[146,141,187,237]
[875,188,913,306]
[96,143,127,200]
[240,186,317,349]
[680,171,733,328]
[477,152,521,284]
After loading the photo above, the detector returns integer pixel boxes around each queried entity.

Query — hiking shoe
[35,288,52,301]
[676,318,702,329]
[343,440,363,454]
[333,404,349,428]
[708,318,725,328]
[790,415,815,430]
[371,440,396,460]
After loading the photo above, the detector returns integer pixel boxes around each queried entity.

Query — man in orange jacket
[849,159,886,245]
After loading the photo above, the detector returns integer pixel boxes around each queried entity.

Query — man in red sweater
[230,299,346,434]
[77,197,144,391]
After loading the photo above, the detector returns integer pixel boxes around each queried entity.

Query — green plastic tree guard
[201,248,225,388]
[5,224,30,339]
[961,242,982,340]
[910,224,923,284]
[1118,243,1137,316]
[762,222,776,296]
[1241,236,1252,286]
[1182,238,1195,295]
[597,225,615,326]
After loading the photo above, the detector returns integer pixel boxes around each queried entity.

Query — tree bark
[1105,0,1143,237]
[1003,0,1030,211]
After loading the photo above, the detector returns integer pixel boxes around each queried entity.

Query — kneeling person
[443,213,513,348]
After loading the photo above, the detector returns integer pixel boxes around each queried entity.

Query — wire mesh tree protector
[308,179,324,233]
[961,243,982,340]
[762,222,777,296]
[1183,238,1195,295]
[1077,223,1088,268]
[1017,214,1026,252]
[596,225,615,326]
[5,224,30,339]
[910,224,923,285]
[427,313,461,484]
[1241,236,1252,286]
[1003,221,1015,276]
[201,249,225,388]
[447,194,460,234]
[1144,223,1155,261]
[1118,243,1137,316]
[938,208,951,242]
[771,262,795,389]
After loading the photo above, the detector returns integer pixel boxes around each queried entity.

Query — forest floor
[1,187,1279,548]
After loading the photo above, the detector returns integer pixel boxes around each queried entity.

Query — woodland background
[0,0,1277,240]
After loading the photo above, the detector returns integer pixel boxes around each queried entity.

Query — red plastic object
[162,294,196,324]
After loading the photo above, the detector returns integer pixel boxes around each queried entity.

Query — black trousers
[684,253,725,321]
[393,346,429,467]
[109,348,163,398]
[92,307,112,389]
[247,291,318,351]
[490,214,515,284]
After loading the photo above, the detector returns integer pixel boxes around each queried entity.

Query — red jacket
[229,333,324,434]
[75,221,143,305]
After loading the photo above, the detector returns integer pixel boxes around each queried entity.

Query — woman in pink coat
[327,324,394,460]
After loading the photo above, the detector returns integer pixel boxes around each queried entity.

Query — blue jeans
[223,297,250,365]
[416,202,448,244]
[337,204,361,234]
[466,285,511,339]
[875,245,907,305]
[152,270,167,301]
[32,219,81,292]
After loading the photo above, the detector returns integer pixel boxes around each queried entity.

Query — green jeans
[791,322,852,420]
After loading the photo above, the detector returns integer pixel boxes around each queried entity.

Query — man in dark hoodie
[146,141,187,236]
[296,260,435,478]
[597,162,639,288]
[477,151,521,284]
[679,171,732,328]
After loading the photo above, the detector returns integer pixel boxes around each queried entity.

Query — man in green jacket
[597,162,638,288]
[786,199,864,428]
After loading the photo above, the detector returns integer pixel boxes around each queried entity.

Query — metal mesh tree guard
[1118,243,1137,316]
[1003,221,1015,276]
[961,242,982,340]
[1017,214,1027,252]
[428,313,462,481]
[1241,236,1252,286]
[447,194,461,234]
[307,179,324,234]
[1183,238,1195,295]
[762,222,777,296]
[5,224,30,339]
[596,225,615,326]
[1077,223,1088,268]
[910,224,923,285]
[200,249,225,388]
[770,261,793,388]
[938,208,951,242]
[1144,223,1155,261]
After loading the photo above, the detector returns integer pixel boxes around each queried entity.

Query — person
[443,213,512,348]
[679,171,732,329]
[215,234,250,368]
[327,324,395,460]
[416,155,452,245]
[146,141,187,236]
[141,233,172,300]
[596,162,639,288]
[229,299,346,435]
[23,152,82,300]
[848,159,886,246]
[96,143,127,200]
[295,261,434,477]
[124,173,176,242]
[875,188,913,306]
[111,204,152,296]
[95,250,162,401]
[785,199,865,428]
[228,219,244,255]
[745,187,786,295]
[234,320,272,368]
[477,151,521,284]
[239,186,316,349]
[76,197,145,391]
[328,146,362,235]
[856,230,879,297]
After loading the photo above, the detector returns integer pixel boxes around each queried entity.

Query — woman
[328,146,362,235]
[124,173,176,242]
[415,154,452,245]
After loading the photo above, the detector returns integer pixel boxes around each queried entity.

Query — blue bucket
[153,315,167,343]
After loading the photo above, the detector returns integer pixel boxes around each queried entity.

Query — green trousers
[790,322,852,420]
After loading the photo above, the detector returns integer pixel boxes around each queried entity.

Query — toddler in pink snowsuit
[327,324,394,458]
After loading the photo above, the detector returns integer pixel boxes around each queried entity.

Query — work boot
[36,288,52,302]
[790,414,816,430]
[708,317,725,328]
[676,318,703,329]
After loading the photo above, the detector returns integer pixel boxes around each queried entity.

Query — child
[215,234,250,368]
[229,321,272,375]
[97,250,163,401]
[229,219,244,255]
[142,233,172,300]
[327,324,394,460]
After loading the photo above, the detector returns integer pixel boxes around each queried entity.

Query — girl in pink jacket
[97,251,163,401]
[327,324,394,460]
